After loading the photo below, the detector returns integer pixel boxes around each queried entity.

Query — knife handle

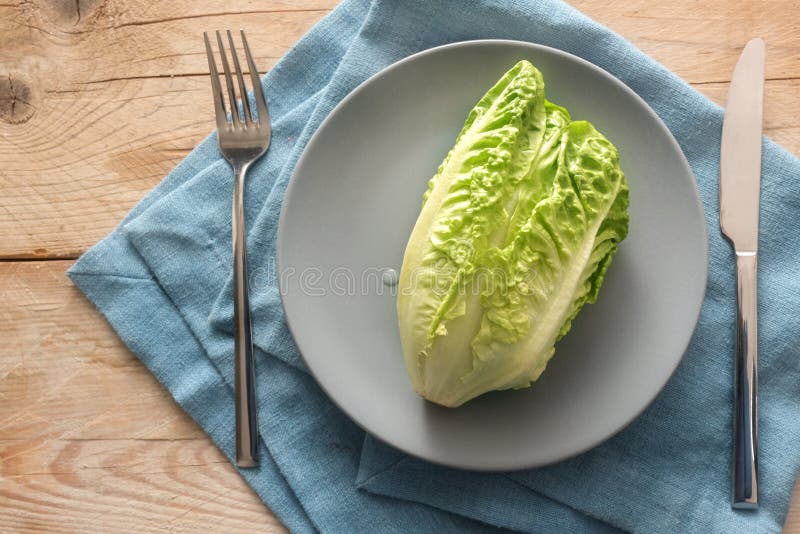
[733,252,758,509]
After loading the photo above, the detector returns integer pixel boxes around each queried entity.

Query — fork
[204,29,271,468]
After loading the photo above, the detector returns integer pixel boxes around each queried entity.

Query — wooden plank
[2,261,800,531]
[570,0,800,83]
[0,0,339,259]
[0,261,285,533]
[0,439,285,533]
[790,497,800,534]
[0,0,798,258]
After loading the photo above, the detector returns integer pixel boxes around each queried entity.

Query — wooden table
[1,1,798,531]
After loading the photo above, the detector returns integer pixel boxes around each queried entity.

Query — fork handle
[733,252,758,508]
[233,163,259,467]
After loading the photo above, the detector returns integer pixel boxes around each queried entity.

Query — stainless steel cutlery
[719,37,765,509]
[204,29,271,467]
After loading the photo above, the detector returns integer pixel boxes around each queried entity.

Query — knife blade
[720,38,765,252]
[719,37,765,510]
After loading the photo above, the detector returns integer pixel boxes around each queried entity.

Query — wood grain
[0,0,340,259]
[0,0,799,259]
[0,1,799,532]
[0,261,286,533]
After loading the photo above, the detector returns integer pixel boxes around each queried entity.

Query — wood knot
[0,73,36,124]
[29,0,107,29]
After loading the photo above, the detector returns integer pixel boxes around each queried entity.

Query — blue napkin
[68,0,800,532]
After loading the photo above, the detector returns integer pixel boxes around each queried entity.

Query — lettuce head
[397,60,629,407]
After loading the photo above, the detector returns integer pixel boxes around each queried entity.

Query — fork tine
[204,32,228,130]
[226,30,253,126]
[240,30,269,126]
[216,30,241,127]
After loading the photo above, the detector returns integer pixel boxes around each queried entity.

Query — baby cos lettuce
[397,60,629,407]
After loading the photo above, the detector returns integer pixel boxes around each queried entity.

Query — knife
[719,37,765,510]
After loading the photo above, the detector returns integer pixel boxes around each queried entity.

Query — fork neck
[232,162,250,185]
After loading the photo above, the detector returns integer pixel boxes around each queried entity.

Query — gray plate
[277,40,708,471]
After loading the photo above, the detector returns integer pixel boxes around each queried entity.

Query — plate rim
[276,38,709,471]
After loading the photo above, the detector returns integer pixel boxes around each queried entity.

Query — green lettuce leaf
[397,60,629,407]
